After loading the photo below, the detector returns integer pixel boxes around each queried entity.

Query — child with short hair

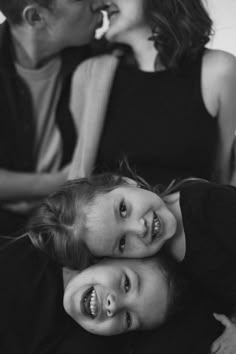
[63,254,188,336]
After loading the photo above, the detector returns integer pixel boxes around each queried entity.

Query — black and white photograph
[0,1,236,353]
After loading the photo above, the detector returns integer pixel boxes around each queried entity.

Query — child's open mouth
[82,287,98,318]
[152,212,162,240]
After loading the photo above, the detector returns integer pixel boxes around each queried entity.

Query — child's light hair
[27,173,129,270]
[27,159,209,270]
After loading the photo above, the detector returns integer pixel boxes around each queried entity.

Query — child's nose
[134,217,147,239]
[106,293,121,317]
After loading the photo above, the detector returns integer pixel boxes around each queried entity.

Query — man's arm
[0,168,68,202]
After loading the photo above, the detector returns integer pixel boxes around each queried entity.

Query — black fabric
[0,237,132,354]
[0,22,89,235]
[132,305,222,354]
[132,182,236,354]
[180,182,236,314]
[93,53,223,353]
[95,51,217,185]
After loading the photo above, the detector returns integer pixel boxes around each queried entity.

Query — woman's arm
[0,168,68,202]
[202,50,236,185]
[68,55,119,180]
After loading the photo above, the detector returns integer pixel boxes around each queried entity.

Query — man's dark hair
[0,0,55,25]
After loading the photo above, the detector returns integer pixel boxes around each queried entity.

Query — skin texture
[84,184,177,257]
[38,0,102,50]
[102,0,149,43]
[211,314,236,354]
[63,258,169,335]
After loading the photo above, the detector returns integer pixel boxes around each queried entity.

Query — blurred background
[207,0,236,56]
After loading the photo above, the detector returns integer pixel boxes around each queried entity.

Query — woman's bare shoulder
[201,49,236,116]
[203,48,236,78]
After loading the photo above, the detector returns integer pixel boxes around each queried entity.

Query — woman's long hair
[144,0,213,69]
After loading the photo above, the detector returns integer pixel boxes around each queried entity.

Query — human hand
[210,313,236,354]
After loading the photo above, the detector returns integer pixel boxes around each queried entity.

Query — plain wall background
[207,0,236,56]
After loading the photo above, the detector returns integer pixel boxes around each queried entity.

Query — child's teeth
[90,289,97,316]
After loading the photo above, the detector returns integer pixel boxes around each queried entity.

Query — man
[0,0,102,235]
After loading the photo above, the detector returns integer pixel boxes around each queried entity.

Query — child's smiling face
[63,258,169,335]
[83,184,177,258]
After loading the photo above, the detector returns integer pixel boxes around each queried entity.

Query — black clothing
[0,236,221,354]
[180,181,236,314]
[0,237,131,354]
[96,52,217,185]
[133,182,236,354]
[93,53,223,353]
[0,22,89,235]
[132,305,221,354]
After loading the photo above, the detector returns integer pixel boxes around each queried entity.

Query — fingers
[210,338,221,353]
[214,313,232,328]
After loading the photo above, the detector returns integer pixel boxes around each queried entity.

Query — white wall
[206,0,236,56]
[0,12,5,24]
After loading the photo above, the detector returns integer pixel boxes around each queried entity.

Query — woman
[69,0,236,185]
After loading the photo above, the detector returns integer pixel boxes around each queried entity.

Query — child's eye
[119,235,126,253]
[119,200,127,217]
[126,312,132,330]
[124,274,130,293]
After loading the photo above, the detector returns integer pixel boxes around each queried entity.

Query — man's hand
[210,313,236,354]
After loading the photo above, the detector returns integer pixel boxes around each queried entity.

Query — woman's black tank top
[95,52,217,185]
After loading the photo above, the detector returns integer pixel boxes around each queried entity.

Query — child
[28,172,236,311]
[27,172,236,351]
[63,253,187,336]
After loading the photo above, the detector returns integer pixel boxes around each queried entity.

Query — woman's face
[83,184,177,257]
[63,258,169,335]
[103,0,148,43]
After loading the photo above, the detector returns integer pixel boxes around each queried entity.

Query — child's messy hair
[119,157,208,197]
[27,159,208,270]
[27,173,129,270]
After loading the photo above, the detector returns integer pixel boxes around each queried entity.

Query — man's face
[44,0,103,48]
[63,258,169,336]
